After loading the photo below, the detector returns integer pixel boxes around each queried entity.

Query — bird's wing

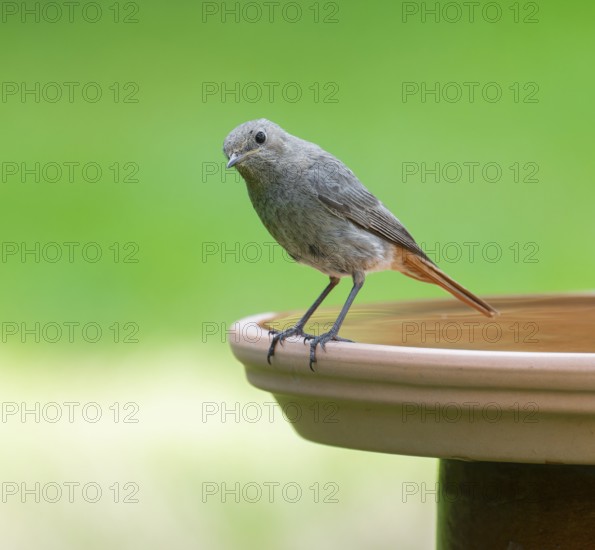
[310,155,433,262]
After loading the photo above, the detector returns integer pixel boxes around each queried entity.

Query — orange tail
[401,253,498,318]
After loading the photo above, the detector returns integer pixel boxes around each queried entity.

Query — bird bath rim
[229,293,595,464]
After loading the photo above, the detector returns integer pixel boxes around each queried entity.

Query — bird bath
[229,293,595,548]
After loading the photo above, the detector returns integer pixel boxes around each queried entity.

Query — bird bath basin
[229,293,595,548]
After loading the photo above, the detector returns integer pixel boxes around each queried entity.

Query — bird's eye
[254,131,266,144]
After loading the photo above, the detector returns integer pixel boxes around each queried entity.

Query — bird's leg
[267,276,340,364]
[306,271,364,370]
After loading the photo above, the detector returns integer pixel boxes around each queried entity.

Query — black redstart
[223,119,498,369]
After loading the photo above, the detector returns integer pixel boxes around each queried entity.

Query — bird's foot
[305,331,354,371]
[267,325,309,364]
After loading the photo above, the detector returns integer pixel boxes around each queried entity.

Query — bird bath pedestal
[229,294,595,549]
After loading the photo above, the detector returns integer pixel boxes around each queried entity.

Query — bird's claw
[267,326,310,364]
[267,327,354,370]
[308,332,354,371]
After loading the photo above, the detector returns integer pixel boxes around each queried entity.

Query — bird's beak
[227,148,259,169]
[226,151,243,169]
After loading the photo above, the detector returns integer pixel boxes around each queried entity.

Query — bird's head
[223,119,288,177]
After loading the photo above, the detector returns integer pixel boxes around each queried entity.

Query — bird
[223,119,498,369]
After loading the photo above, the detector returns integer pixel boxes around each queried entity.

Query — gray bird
[223,119,497,369]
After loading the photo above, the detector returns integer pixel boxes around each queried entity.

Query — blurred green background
[0,0,593,548]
